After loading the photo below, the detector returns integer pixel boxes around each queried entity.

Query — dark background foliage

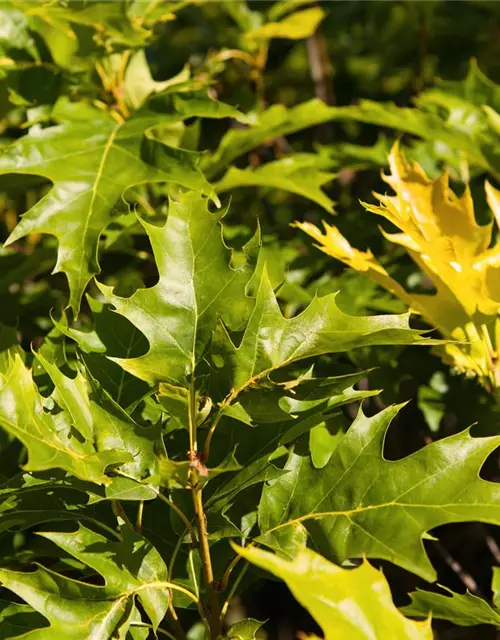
[2,1,500,638]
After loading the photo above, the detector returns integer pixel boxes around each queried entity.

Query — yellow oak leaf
[298,144,500,390]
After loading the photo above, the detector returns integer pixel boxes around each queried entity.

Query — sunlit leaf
[216,153,336,212]
[97,190,259,386]
[237,546,432,639]
[0,523,172,638]
[298,144,500,388]
[1,93,246,312]
[257,403,500,581]
[246,7,326,42]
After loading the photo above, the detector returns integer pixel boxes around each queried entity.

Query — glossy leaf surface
[257,404,500,581]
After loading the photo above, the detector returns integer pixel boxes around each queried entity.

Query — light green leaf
[309,415,347,469]
[19,0,149,49]
[247,7,326,41]
[237,546,432,639]
[97,190,259,386]
[0,355,131,485]
[0,1,39,59]
[42,524,169,629]
[257,403,500,581]
[37,352,160,482]
[124,50,191,109]
[268,0,318,21]
[0,353,159,487]
[225,618,264,640]
[201,99,337,178]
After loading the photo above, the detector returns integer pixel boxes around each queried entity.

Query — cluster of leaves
[2,1,500,639]
[299,144,500,391]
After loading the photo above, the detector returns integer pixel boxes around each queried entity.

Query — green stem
[221,561,248,620]
[156,491,197,542]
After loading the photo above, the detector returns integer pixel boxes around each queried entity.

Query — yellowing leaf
[246,7,325,41]
[298,144,500,389]
[237,546,432,640]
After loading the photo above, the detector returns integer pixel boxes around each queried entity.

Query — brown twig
[306,28,335,106]
[481,524,500,564]
[192,486,222,638]
[306,26,335,143]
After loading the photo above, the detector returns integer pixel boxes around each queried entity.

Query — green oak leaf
[234,369,377,425]
[216,153,336,213]
[0,523,172,638]
[16,0,149,51]
[0,355,130,485]
[401,586,500,627]
[237,546,432,639]
[97,190,259,386]
[216,269,428,399]
[206,373,378,516]
[0,354,160,487]
[257,403,500,581]
[1,92,246,312]
[0,470,121,536]
[52,295,150,409]
[201,99,337,178]
[225,618,264,640]
[35,352,160,483]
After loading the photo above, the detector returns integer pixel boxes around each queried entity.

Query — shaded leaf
[0,600,47,638]
[402,586,500,627]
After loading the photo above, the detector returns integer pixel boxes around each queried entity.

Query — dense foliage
[2,1,500,638]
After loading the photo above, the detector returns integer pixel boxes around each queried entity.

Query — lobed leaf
[237,546,432,639]
[257,403,500,581]
[0,523,172,638]
[98,190,259,386]
[1,93,246,312]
